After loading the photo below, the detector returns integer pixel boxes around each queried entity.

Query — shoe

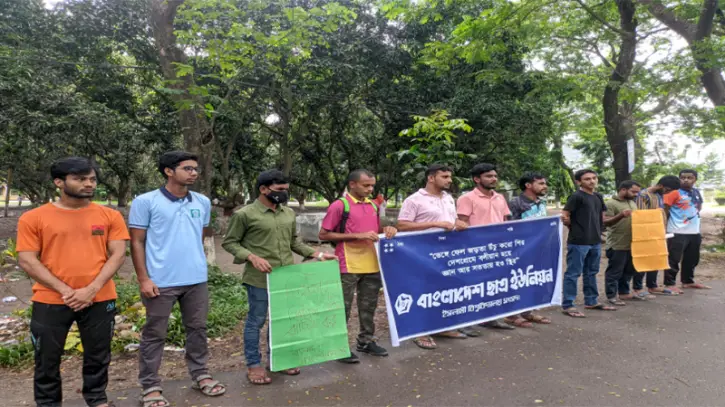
[357,340,388,357]
[337,351,360,364]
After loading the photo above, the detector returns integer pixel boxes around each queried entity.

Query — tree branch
[695,0,719,41]
[573,0,635,37]
[635,0,695,42]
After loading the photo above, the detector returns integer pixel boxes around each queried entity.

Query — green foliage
[0,266,247,366]
[113,265,247,350]
[0,342,34,368]
[396,110,474,179]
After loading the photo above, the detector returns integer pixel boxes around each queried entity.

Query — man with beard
[222,170,337,384]
[661,169,710,292]
[561,169,615,318]
[633,175,681,296]
[397,164,469,349]
[504,172,552,326]
[457,163,516,331]
[17,157,129,407]
[603,181,643,306]
[130,151,226,407]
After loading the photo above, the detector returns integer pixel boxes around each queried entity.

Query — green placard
[267,260,350,371]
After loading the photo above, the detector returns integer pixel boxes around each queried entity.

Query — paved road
[65,282,725,407]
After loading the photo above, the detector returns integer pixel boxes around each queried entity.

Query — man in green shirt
[603,180,642,306]
[222,170,336,385]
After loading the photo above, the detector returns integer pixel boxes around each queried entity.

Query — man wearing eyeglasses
[129,151,226,407]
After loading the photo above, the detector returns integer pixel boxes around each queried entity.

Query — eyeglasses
[179,166,201,174]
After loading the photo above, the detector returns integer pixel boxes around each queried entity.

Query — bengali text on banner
[377,216,563,346]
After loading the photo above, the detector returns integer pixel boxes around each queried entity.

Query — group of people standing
[15,151,710,407]
[560,168,708,318]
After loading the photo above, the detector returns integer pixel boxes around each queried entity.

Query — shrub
[0,265,248,366]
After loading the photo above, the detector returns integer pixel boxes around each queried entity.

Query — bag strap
[338,197,351,234]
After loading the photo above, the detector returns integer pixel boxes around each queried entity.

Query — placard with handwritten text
[268,261,350,371]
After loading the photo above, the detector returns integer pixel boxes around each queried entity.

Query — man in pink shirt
[457,163,516,331]
[319,169,397,363]
[397,164,469,350]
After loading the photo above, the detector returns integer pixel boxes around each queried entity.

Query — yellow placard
[631,209,668,272]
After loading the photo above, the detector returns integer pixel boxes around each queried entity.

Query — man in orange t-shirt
[16,157,129,407]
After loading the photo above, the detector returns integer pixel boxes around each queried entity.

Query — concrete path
[67,281,725,407]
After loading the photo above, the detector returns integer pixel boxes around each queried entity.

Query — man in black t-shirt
[560,169,616,317]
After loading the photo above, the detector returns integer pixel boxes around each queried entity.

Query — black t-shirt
[564,190,607,245]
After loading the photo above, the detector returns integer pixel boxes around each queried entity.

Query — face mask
[266,190,289,205]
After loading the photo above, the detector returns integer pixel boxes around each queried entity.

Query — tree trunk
[603,0,638,187]
[637,0,725,107]
[296,189,307,212]
[117,176,131,208]
[150,0,214,195]
[3,168,12,217]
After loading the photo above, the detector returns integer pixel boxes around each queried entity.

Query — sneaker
[356,341,388,357]
[337,351,360,364]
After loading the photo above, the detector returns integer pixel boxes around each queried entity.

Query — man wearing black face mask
[222,170,336,385]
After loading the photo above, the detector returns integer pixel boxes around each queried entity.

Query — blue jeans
[243,284,270,367]
[563,244,601,309]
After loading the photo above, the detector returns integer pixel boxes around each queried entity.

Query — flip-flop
[458,326,481,337]
[523,314,552,324]
[413,336,438,349]
[435,330,468,339]
[584,304,617,311]
[683,283,711,289]
[651,288,679,296]
[607,299,626,306]
[562,308,586,318]
[635,292,656,300]
[503,316,533,328]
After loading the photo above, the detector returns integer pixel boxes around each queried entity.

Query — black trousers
[632,270,659,290]
[665,234,701,286]
[31,300,116,407]
[604,249,636,299]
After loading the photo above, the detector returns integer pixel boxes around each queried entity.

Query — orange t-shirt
[16,203,130,304]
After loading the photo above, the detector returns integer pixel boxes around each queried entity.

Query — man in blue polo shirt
[129,151,225,407]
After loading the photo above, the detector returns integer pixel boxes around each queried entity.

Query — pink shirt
[321,194,380,274]
[398,189,457,224]
[457,189,511,226]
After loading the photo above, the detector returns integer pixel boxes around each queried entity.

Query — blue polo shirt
[128,187,211,288]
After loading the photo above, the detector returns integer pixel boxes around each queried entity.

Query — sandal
[607,298,626,306]
[522,314,551,324]
[458,326,481,337]
[650,288,679,296]
[481,319,516,330]
[279,367,301,376]
[665,285,684,295]
[247,367,272,385]
[683,283,711,289]
[562,308,586,318]
[504,316,533,328]
[435,330,468,339]
[192,374,226,397]
[635,291,656,300]
[413,336,438,349]
[585,304,617,311]
[139,387,170,407]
